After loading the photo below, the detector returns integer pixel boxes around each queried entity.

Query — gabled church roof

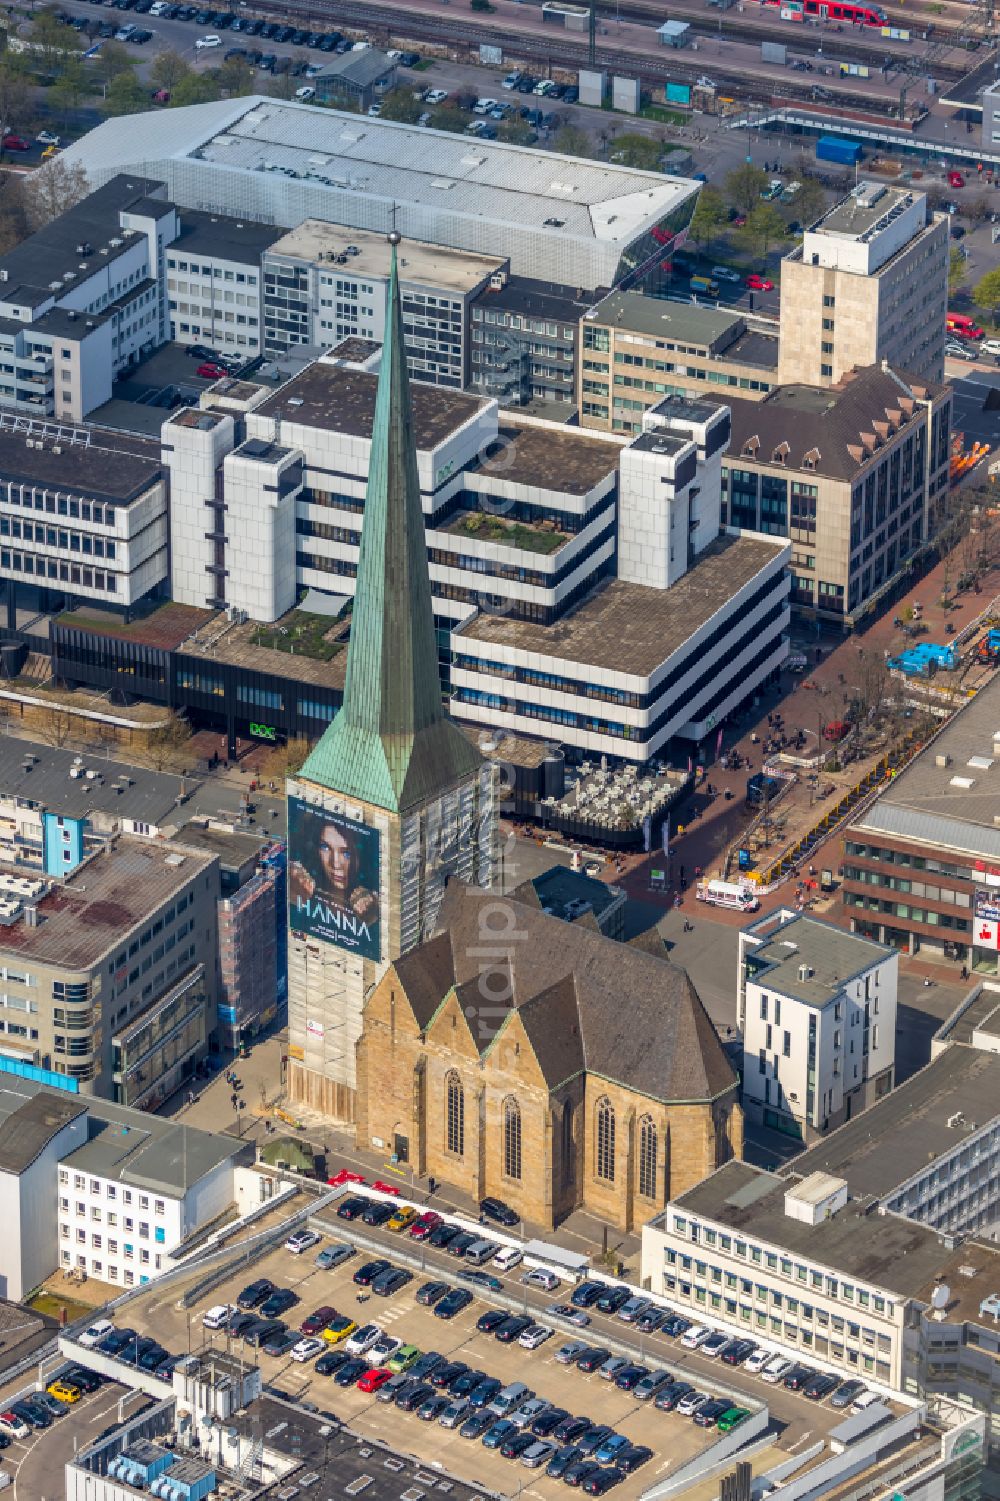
[392,882,736,1103]
[299,234,481,813]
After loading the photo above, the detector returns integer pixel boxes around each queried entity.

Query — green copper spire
[300,233,482,814]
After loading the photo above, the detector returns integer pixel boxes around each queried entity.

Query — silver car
[556,1340,588,1364]
[599,1355,630,1382]
[521,1439,559,1469]
[439,1397,471,1429]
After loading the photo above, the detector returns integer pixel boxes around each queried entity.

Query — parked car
[654,1382,695,1412]
[803,1372,841,1401]
[521,1267,559,1291]
[830,1380,868,1410]
[410,1211,442,1240]
[480,1196,518,1226]
[353,1259,390,1287]
[371,1267,411,1297]
[79,1320,114,1349]
[434,1287,473,1319]
[196,362,227,379]
[286,1228,321,1255]
[316,1242,354,1270]
[203,1305,236,1330]
[746,274,774,292]
[576,1347,611,1372]
[595,1286,629,1315]
[694,1398,732,1428]
[416,1281,450,1307]
[194,32,221,46]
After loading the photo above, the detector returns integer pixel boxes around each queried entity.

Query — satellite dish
[931,1283,950,1311]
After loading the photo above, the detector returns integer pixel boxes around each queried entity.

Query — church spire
[300,233,481,814]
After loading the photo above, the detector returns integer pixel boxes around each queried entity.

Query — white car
[761,1355,794,1384]
[852,1390,883,1414]
[423,88,448,105]
[367,1333,400,1365]
[981,338,1000,357]
[0,1413,30,1439]
[202,1304,236,1330]
[502,72,521,89]
[520,1267,559,1291]
[345,1323,382,1357]
[700,1331,731,1358]
[367,103,382,117]
[676,1390,710,1416]
[743,1347,770,1375]
[680,1324,713,1349]
[195,33,221,48]
[711,265,741,284]
[493,1245,523,1272]
[290,1337,325,1362]
[386,48,403,59]
[534,79,554,94]
[295,86,315,101]
[473,98,499,114]
[285,1229,321,1255]
[36,131,60,147]
[519,1324,553,1350]
[78,1318,114,1349]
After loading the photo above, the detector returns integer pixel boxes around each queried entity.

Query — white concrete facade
[167,248,263,356]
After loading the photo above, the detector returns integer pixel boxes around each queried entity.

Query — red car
[947,170,965,189]
[746,274,774,292]
[327,1169,366,1187]
[409,1211,442,1241]
[196,362,227,379]
[2,136,28,152]
[357,1366,393,1394]
[300,1305,336,1336]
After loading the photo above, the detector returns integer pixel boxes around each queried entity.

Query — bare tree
[142,710,191,771]
[37,703,75,748]
[21,157,89,232]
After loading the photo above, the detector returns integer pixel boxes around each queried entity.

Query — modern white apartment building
[778,184,948,387]
[738,909,898,1141]
[262,220,505,387]
[166,210,281,359]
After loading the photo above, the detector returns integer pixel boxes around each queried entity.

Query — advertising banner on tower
[287,798,381,961]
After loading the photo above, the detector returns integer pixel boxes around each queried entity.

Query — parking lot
[0,1372,144,1500]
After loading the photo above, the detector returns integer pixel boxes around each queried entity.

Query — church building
[355,881,742,1231]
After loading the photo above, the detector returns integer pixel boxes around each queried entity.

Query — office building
[0,833,218,1099]
[0,419,167,624]
[469,275,596,410]
[165,210,282,359]
[843,679,1000,968]
[262,219,505,386]
[778,185,948,387]
[738,908,898,1142]
[578,292,777,435]
[57,98,701,291]
[720,364,952,624]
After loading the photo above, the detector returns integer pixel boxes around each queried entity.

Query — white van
[202,1304,235,1330]
[493,1245,523,1272]
[696,879,759,913]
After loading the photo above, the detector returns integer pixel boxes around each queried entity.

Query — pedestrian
[923,976,932,988]
[961,965,969,981]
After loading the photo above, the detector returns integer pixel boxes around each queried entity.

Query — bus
[690,275,720,298]
[761,0,887,24]
[696,880,760,913]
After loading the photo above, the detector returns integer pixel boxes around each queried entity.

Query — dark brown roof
[401,882,736,1103]
[257,362,488,448]
[722,364,948,482]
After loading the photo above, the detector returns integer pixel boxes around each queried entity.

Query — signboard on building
[480,43,502,64]
[975,889,1000,924]
[287,798,381,960]
[666,80,691,104]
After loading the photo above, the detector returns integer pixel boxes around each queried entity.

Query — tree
[725,162,767,217]
[102,70,148,117]
[793,175,826,226]
[97,41,137,83]
[48,57,88,125]
[497,118,536,146]
[169,71,222,107]
[948,245,967,297]
[609,132,664,171]
[0,57,31,137]
[967,194,991,225]
[552,123,591,158]
[216,56,256,96]
[377,85,421,123]
[0,175,26,253]
[21,156,88,231]
[143,710,191,772]
[972,267,1000,327]
[150,48,191,92]
[740,200,787,266]
[428,105,468,133]
[37,701,75,749]
[266,71,298,101]
[688,183,727,253]
[29,8,78,78]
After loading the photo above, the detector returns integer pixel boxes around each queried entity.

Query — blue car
[595,1434,629,1465]
[482,1418,516,1450]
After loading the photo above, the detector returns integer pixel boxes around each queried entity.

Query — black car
[803,1372,841,1401]
[547,1444,586,1479]
[449,1369,487,1399]
[64,1366,102,1393]
[661,1315,692,1338]
[290,27,307,42]
[654,1382,694,1412]
[721,1340,757,1366]
[495,1315,533,1344]
[479,1196,518,1226]
[615,1364,649,1391]
[595,1286,629,1315]
[467,1376,502,1408]
[97,1327,136,1355]
[399,50,420,65]
[258,54,276,70]
[416,1281,450,1307]
[316,1350,351,1376]
[243,16,263,32]
[11,1400,50,1430]
[783,1365,816,1392]
[408,1351,444,1382]
[362,1200,395,1226]
[459,1270,503,1292]
[0,1431,9,1450]
[430,1360,468,1389]
[576,1346,610,1372]
[564,1460,602,1489]
[434,1287,472,1319]
[500,1431,536,1460]
[577,1425,614,1456]
[634,1308,665,1334]
[263,1330,300,1358]
[305,31,322,45]
[581,1470,623,1496]
[617,1446,653,1473]
[237,1278,275,1310]
[156,1355,184,1378]
[460,1408,495,1439]
[334,1357,368,1386]
[531,1406,569,1437]
[226,1312,260,1338]
[397,1380,435,1411]
[318,33,338,49]
[353,1258,390,1287]
[259,19,278,35]
[446,1231,478,1258]
[372,1267,411,1297]
[552,1415,591,1444]
[245,1319,286,1348]
[137,1345,168,1371]
[570,1281,604,1309]
[477,1310,507,1334]
[694,1398,731,1428]
[120,1336,159,1365]
[427,1223,461,1250]
[260,1288,297,1318]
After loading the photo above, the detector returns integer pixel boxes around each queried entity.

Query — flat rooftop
[939,51,999,111]
[587,291,744,351]
[258,361,489,447]
[459,533,786,677]
[525,865,624,922]
[267,218,505,292]
[172,208,283,264]
[792,1043,1000,1201]
[472,273,600,320]
[0,836,216,971]
[911,1238,1000,1324]
[852,676,1000,861]
[481,419,618,496]
[0,425,161,504]
[184,613,349,691]
[0,1087,86,1174]
[172,820,272,871]
[745,910,891,1006]
[665,1158,950,1297]
[0,739,196,828]
[56,600,217,651]
[728,328,779,371]
[934,987,1000,1048]
[813,184,917,240]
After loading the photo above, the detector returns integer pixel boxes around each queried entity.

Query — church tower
[285,233,496,1123]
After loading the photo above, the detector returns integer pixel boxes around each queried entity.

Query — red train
[761,0,888,25]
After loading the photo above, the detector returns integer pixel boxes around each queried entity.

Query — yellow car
[321,1315,357,1345]
[41,145,60,160]
[47,1379,81,1404]
[387,1205,417,1233]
